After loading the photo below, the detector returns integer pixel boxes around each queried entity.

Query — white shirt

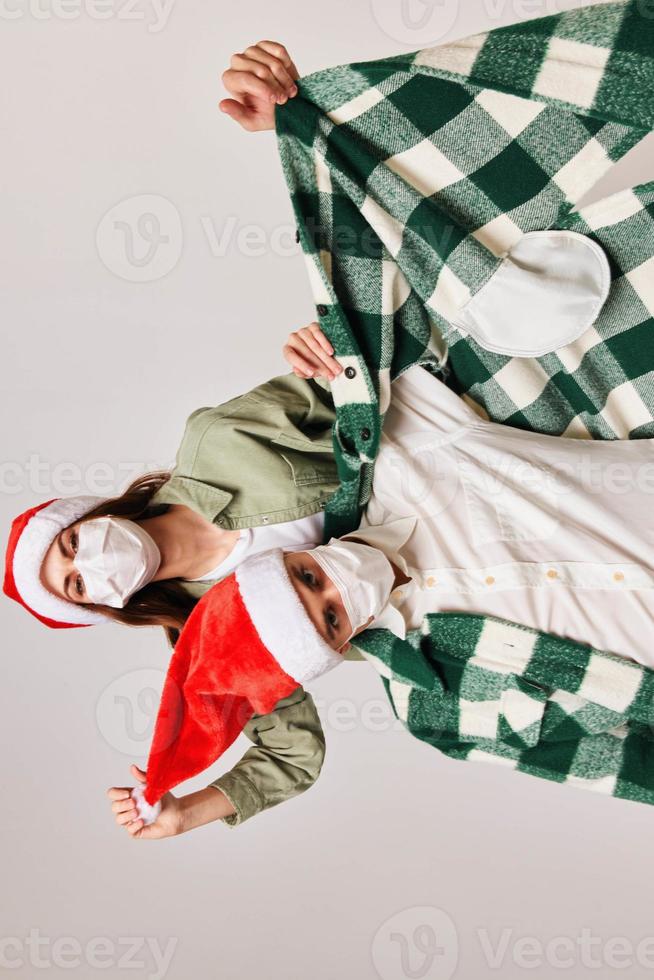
[354,364,654,667]
[184,511,325,582]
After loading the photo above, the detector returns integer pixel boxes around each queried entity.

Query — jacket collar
[151,475,233,525]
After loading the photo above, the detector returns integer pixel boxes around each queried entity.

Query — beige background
[2,1,654,978]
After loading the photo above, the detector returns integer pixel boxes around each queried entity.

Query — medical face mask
[74,517,162,608]
[309,538,396,640]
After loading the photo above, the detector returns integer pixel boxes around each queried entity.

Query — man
[114,360,654,837]
[290,362,654,670]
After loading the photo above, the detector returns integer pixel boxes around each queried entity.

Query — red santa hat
[3,496,111,628]
[131,546,343,824]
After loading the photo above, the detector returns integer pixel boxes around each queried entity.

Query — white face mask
[74,517,161,608]
[309,538,396,640]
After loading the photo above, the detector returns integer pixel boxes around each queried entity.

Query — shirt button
[613,571,625,582]
[485,576,495,586]
[360,427,371,441]
[345,366,357,379]
[261,516,270,524]
[546,569,558,579]
[317,304,328,317]
[217,518,224,526]
[426,576,436,587]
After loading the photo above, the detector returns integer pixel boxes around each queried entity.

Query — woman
[2,42,366,836]
[3,347,351,830]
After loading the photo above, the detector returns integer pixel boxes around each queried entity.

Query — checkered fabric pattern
[354,613,654,805]
[274,0,654,805]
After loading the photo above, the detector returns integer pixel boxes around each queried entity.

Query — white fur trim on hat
[13,496,111,626]
[131,783,162,826]
[235,548,344,685]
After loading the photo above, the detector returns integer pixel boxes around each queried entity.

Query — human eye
[326,608,339,630]
[75,573,84,597]
[70,528,79,555]
[301,567,317,587]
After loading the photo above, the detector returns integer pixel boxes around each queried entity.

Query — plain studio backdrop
[2,1,654,978]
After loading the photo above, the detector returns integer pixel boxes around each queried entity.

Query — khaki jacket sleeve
[207,685,326,828]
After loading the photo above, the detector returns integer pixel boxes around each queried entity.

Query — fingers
[130,764,147,783]
[111,796,137,815]
[106,786,131,801]
[116,805,139,826]
[309,323,335,356]
[283,330,342,380]
[106,775,152,838]
[219,98,256,130]
[296,324,343,378]
[126,817,145,837]
[283,338,329,378]
[228,55,286,103]
[255,40,300,82]
[283,344,319,379]
[231,49,297,103]
[106,788,139,827]
[222,68,278,106]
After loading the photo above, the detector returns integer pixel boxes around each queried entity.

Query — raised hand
[106,764,182,840]
[283,322,344,381]
[220,41,300,132]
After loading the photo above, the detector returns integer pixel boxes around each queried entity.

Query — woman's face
[283,550,353,652]
[39,520,91,604]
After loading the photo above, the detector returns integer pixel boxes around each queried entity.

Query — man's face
[283,550,355,653]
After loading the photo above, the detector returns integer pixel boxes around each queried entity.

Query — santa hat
[131,546,343,825]
[3,496,111,629]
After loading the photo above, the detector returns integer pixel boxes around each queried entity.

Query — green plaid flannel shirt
[274,0,654,805]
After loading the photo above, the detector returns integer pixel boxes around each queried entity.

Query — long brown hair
[73,471,198,649]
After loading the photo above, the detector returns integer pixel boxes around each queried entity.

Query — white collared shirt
[184,511,325,582]
[354,365,654,667]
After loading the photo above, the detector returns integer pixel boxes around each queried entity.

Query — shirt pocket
[271,433,338,487]
[455,444,562,546]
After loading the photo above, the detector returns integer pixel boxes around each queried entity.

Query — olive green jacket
[150,371,363,827]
